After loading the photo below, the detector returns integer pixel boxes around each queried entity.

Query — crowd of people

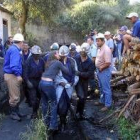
[2,12,140,135]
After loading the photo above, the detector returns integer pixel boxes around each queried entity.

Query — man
[22,42,31,105]
[0,38,4,57]
[95,33,112,111]
[75,43,95,119]
[87,36,97,62]
[4,36,13,52]
[105,31,116,71]
[123,12,140,55]
[3,33,24,121]
[44,42,59,62]
[90,29,98,46]
[68,43,80,60]
[24,45,45,119]
[104,31,114,53]
[55,45,79,131]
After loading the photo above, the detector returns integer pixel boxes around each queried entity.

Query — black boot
[10,106,21,121]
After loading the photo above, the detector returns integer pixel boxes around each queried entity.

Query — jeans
[39,80,58,130]
[97,68,112,107]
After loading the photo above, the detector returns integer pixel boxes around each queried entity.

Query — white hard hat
[50,42,59,50]
[80,43,90,53]
[126,12,138,19]
[104,31,111,36]
[31,45,42,54]
[59,45,69,56]
[96,33,105,39]
[13,33,24,42]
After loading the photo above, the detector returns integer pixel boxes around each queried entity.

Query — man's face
[96,39,104,48]
[19,42,24,50]
[9,37,13,43]
[60,55,66,61]
[80,51,87,57]
[129,17,137,24]
[33,54,40,60]
[23,44,29,51]
[105,35,110,40]
[87,38,93,46]
[120,30,126,35]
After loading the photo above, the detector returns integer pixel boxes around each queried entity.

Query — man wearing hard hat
[75,43,95,119]
[24,45,45,119]
[123,12,140,55]
[3,33,24,121]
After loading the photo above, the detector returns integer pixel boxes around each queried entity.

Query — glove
[27,80,33,89]
[75,71,81,76]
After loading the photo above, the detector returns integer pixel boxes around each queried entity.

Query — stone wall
[12,21,83,51]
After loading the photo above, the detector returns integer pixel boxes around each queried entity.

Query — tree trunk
[18,0,29,39]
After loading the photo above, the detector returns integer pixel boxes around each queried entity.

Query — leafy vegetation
[20,118,47,140]
[117,117,140,140]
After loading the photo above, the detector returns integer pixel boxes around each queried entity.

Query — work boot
[16,106,26,117]
[10,106,21,121]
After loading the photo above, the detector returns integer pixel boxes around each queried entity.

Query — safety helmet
[13,33,24,42]
[80,43,90,53]
[59,45,69,56]
[96,33,105,39]
[31,45,42,54]
[50,43,59,50]
[69,43,76,51]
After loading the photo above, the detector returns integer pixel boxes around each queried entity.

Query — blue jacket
[24,56,45,80]
[3,44,22,76]
[132,19,140,39]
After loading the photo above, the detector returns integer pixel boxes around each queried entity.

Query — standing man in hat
[95,33,112,111]
[4,33,24,121]
[75,43,95,119]
[123,12,140,55]
[24,45,45,119]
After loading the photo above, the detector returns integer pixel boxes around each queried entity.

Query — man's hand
[17,76,23,83]
[75,71,81,76]
[99,66,103,72]
[59,82,66,87]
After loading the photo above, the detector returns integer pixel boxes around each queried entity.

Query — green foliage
[57,1,125,35]
[118,117,140,140]
[20,119,46,140]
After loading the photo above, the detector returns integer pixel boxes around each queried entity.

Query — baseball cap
[126,12,139,19]
[104,31,111,36]
[119,26,128,31]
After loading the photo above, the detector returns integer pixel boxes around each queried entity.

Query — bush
[20,119,47,140]
[57,1,126,35]
[118,117,140,140]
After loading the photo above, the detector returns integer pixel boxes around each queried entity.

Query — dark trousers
[39,80,58,130]
[28,78,41,114]
[75,79,88,115]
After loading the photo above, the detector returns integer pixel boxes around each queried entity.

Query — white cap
[104,31,111,36]
[59,45,69,56]
[126,12,139,19]
[96,33,105,39]
[13,33,24,42]
[80,43,90,53]
[31,45,42,54]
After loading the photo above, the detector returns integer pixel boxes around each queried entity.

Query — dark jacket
[24,56,45,80]
[75,55,95,80]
